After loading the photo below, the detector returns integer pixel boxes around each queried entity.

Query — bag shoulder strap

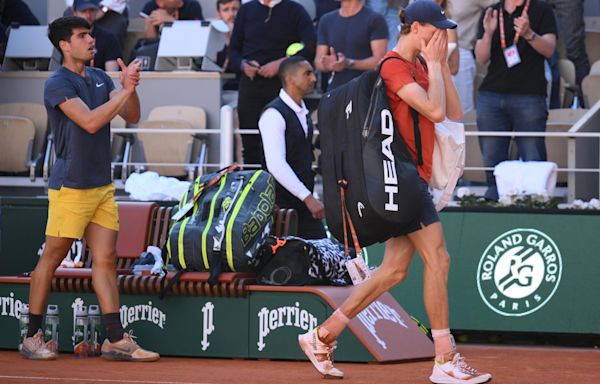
[378,54,424,166]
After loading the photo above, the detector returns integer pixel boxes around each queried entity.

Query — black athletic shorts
[394,177,440,236]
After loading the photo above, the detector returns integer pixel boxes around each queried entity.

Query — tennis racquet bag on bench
[165,166,275,287]
[318,57,422,247]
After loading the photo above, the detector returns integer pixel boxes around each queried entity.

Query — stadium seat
[0,103,47,176]
[558,59,579,108]
[134,119,195,178]
[0,116,36,173]
[546,108,589,184]
[585,31,600,67]
[147,105,208,177]
[590,60,600,76]
[582,75,600,107]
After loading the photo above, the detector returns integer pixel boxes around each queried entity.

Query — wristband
[525,31,537,42]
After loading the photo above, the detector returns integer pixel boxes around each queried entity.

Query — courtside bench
[0,201,432,361]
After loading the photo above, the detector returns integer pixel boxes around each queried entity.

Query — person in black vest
[258,56,326,240]
[229,0,316,167]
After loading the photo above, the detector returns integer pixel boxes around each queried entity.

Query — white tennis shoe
[298,328,344,379]
[430,353,492,383]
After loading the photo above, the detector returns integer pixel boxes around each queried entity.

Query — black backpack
[319,57,423,248]
[164,166,275,287]
[255,236,352,286]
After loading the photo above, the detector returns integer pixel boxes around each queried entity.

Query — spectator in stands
[447,0,496,113]
[21,16,159,362]
[0,0,40,27]
[0,0,40,68]
[548,0,590,90]
[259,56,326,239]
[229,0,316,167]
[96,0,129,48]
[216,0,240,89]
[475,0,557,200]
[65,0,129,48]
[71,0,122,71]
[299,3,492,383]
[316,0,388,91]
[367,0,405,51]
[142,0,204,39]
[216,0,243,163]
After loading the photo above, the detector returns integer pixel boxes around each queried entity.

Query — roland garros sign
[477,228,562,317]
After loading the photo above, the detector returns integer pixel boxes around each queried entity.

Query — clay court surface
[0,344,598,384]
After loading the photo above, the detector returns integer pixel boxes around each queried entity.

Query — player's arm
[57,89,136,134]
[112,89,140,123]
[58,59,141,133]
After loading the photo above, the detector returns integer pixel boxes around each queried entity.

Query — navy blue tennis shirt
[44,66,115,190]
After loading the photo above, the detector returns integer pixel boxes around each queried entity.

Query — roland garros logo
[477,228,562,317]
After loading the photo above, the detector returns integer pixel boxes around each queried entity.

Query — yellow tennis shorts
[46,184,120,239]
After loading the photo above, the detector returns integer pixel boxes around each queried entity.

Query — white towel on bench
[494,160,558,199]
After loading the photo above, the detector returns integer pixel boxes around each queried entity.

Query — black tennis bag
[319,57,422,247]
[165,166,275,286]
[255,236,352,286]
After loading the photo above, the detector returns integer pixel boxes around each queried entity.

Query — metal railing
[2,101,600,202]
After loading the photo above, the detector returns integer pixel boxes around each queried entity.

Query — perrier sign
[477,228,562,317]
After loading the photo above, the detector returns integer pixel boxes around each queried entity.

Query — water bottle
[88,305,102,356]
[73,306,88,358]
[44,304,60,353]
[18,304,29,350]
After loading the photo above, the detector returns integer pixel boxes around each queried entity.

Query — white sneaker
[298,328,344,379]
[429,353,492,383]
[20,330,57,360]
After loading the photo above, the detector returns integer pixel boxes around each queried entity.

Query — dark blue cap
[73,0,100,12]
[405,0,457,30]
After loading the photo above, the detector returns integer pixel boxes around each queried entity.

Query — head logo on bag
[381,108,398,212]
[319,57,421,247]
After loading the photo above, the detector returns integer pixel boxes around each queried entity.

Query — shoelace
[32,333,44,348]
[312,331,337,363]
[124,330,139,346]
[454,354,480,375]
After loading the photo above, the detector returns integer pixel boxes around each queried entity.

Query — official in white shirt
[258,56,326,239]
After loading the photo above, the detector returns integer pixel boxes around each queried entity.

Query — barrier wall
[376,208,600,335]
[1,198,599,337]
[0,279,433,361]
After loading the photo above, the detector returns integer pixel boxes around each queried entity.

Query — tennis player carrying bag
[163,166,276,291]
[319,57,422,249]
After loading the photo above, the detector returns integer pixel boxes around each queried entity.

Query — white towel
[125,171,191,201]
[494,160,557,199]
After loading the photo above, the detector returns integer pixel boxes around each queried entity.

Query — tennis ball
[286,42,305,56]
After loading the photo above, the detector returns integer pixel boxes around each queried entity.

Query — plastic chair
[582,75,600,107]
[147,105,208,176]
[0,116,36,173]
[134,119,195,178]
[0,102,47,178]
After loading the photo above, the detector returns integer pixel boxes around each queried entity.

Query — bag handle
[337,180,362,259]
[190,163,238,204]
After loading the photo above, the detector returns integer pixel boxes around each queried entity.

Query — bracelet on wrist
[525,31,537,42]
